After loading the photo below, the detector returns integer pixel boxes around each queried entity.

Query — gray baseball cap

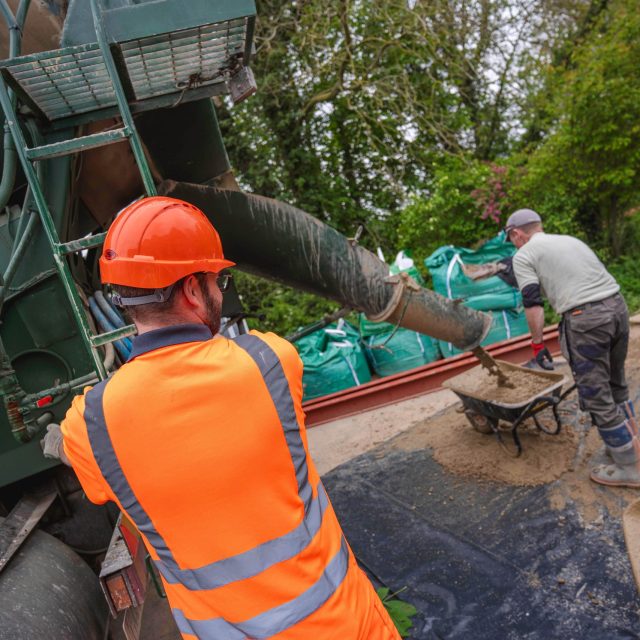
[504,208,541,233]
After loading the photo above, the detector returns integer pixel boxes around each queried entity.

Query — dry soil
[309,318,640,525]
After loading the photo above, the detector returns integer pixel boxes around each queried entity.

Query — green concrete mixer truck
[0,1,490,637]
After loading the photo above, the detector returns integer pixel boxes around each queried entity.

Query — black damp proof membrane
[322,409,640,639]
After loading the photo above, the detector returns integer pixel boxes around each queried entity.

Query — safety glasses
[217,273,233,293]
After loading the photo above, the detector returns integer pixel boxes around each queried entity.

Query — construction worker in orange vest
[41,196,402,639]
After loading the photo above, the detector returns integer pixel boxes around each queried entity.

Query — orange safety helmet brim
[99,196,235,289]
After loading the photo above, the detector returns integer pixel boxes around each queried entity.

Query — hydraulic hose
[0,131,45,312]
[92,292,132,368]
[94,290,126,329]
[102,341,115,372]
[88,296,131,360]
[88,296,131,361]
[1,160,48,312]
[0,209,37,310]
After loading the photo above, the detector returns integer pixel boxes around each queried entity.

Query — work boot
[590,445,613,466]
[591,402,640,465]
[618,400,638,437]
[590,419,640,489]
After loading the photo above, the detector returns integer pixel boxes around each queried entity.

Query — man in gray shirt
[506,208,639,488]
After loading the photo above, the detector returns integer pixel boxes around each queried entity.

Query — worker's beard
[202,282,222,336]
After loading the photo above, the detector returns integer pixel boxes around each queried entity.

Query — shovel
[460,261,507,281]
[623,499,640,592]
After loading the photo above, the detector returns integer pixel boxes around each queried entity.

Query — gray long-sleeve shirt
[512,232,619,314]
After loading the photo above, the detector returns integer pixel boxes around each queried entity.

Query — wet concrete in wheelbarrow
[323,353,640,638]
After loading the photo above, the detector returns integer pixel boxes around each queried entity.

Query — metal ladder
[0,0,157,381]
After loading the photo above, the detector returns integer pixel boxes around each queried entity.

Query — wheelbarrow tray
[443,361,567,425]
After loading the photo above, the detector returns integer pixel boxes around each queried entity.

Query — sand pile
[386,405,578,486]
[444,361,564,404]
[369,324,640,524]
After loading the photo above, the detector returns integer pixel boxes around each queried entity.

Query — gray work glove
[41,423,64,460]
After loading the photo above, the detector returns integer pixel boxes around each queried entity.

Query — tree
[220,0,574,234]
[213,0,640,331]
[520,0,640,256]
[394,155,507,265]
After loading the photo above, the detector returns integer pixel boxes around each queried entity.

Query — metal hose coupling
[365,272,421,324]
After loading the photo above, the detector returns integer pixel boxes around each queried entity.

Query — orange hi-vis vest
[62,324,400,639]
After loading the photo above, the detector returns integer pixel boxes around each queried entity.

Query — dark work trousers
[559,293,629,429]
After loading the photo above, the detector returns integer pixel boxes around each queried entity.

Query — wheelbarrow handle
[519,394,558,419]
[559,383,577,402]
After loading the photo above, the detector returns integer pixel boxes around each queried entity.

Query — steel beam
[303,326,561,427]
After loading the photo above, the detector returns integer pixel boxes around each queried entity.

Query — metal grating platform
[0,17,251,122]
[121,19,248,101]
[0,44,116,121]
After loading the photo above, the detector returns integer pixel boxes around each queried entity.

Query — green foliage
[215,0,640,334]
[608,256,640,316]
[220,0,567,239]
[394,156,506,263]
[376,587,418,638]
[234,271,341,336]
[517,0,640,255]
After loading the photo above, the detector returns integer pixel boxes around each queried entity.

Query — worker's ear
[180,274,202,309]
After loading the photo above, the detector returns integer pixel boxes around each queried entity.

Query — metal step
[91,325,137,348]
[58,231,107,256]
[25,127,129,161]
[0,43,116,121]
[119,20,247,102]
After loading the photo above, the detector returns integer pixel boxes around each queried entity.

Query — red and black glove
[531,341,554,370]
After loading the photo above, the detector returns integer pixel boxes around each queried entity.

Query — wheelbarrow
[443,361,576,456]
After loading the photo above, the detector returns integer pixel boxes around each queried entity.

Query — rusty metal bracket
[347,224,364,247]
[0,487,57,574]
[100,513,149,640]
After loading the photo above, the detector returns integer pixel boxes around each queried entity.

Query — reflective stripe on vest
[234,334,312,509]
[84,333,349,636]
[172,537,350,640]
[85,378,176,562]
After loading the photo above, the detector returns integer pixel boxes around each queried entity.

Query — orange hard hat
[99,196,235,288]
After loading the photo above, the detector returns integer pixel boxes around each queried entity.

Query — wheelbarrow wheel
[465,411,498,435]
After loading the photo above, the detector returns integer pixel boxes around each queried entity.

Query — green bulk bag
[361,318,441,377]
[463,289,522,312]
[294,320,372,401]
[359,315,396,338]
[438,308,530,358]
[295,319,361,354]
